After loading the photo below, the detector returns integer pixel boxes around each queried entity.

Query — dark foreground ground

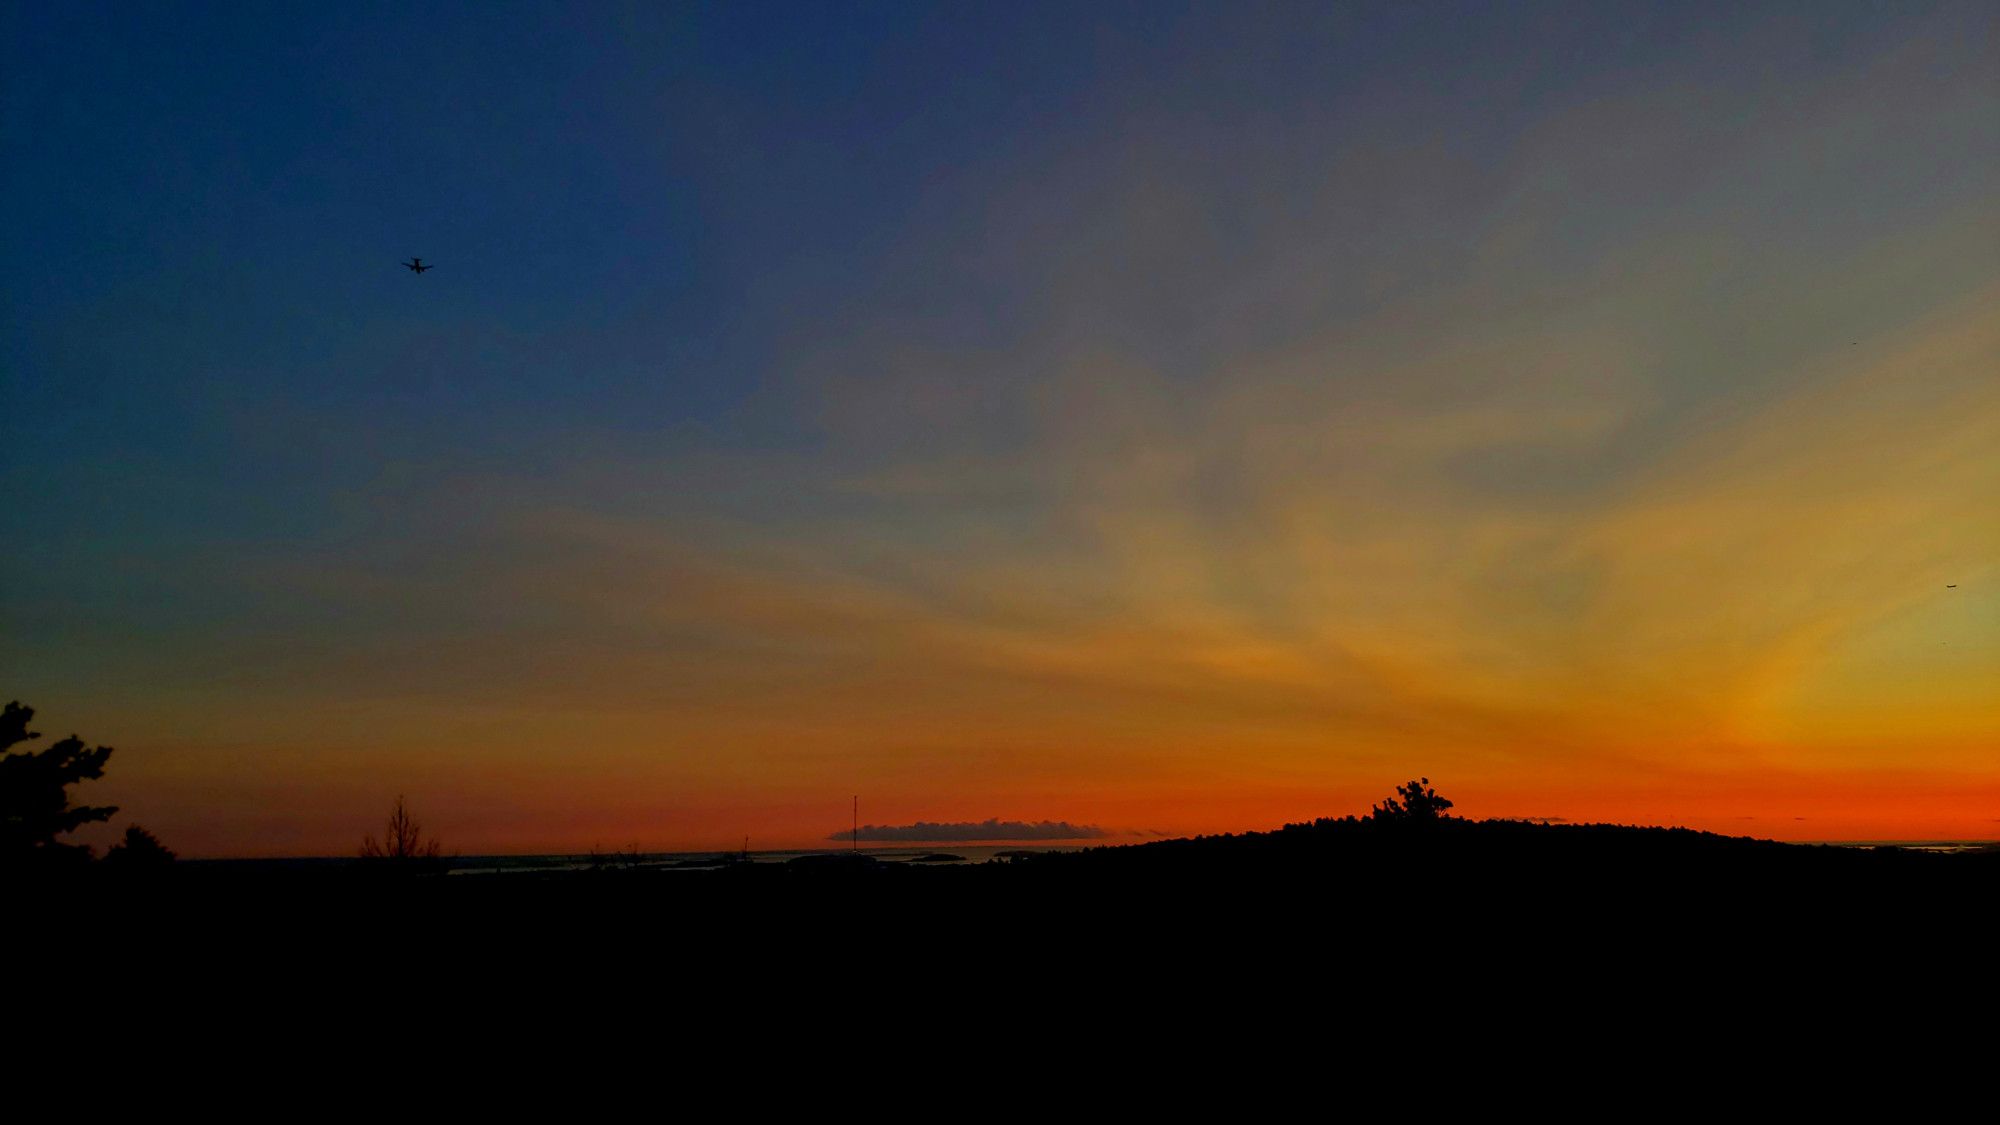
[17,818,1999,1084]
[34,817,1999,956]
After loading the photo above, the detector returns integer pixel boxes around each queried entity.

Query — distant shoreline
[159,831,1999,866]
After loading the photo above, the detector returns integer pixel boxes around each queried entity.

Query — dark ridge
[20,815,1996,1005]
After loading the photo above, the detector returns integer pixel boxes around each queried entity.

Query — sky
[4,2,1995,856]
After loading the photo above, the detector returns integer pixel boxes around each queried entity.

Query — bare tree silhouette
[360,795,442,863]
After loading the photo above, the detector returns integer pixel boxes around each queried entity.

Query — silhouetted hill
[23,815,1997,1026]
[953,815,1994,907]
[997,814,1978,883]
[39,814,1993,920]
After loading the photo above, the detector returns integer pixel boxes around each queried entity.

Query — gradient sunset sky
[5,2,1995,856]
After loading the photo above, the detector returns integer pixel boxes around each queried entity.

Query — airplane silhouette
[403,258,432,274]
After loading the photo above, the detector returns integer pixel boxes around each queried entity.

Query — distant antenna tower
[852,795,859,851]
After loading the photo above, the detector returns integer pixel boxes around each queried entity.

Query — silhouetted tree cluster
[2,699,144,869]
[1369,778,1455,825]
[103,823,177,869]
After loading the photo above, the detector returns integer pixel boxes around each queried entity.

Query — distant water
[1821,841,1995,854]
[442,844,1085,876]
